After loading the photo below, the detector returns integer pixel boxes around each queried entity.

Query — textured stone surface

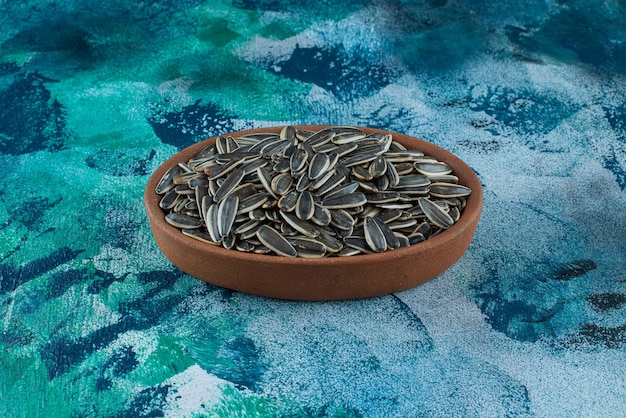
[1,1,625,416]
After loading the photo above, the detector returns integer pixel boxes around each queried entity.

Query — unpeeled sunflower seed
[256,225,297,257]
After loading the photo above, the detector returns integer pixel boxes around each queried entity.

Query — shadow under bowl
[144,126,483,301]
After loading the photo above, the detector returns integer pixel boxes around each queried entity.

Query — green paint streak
[0,348,72,418]
[198,17,241,47]
[135,336,196,387]
[101,276,143,311]
[204,385,363,418]
[187,56,311,121]
[208,385,282,418]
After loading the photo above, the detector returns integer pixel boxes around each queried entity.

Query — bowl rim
[145,125,483,268]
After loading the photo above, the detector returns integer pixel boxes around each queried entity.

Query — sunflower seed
[296,190,315,220]
[322,192,367,209]
[257,225,297,257]
[215,135,229,154]
[308,153,331,180]
[234,219,260,235]
[188,175,209,189]
[323,181,359,200]
[248,135,281,154]
[174,185,195,196]
[160,189,180,210]
[290,148,308,173]
[310,167,338,191]
[384,150,425,162]
[165,213,203,229]
[396,174,431,188]
[280,125,296,141]
[414,221,431,237]
[374,175,390,191]
[216,151,257,164]
[414,162,452,176]
[409,233,426,245]
[193,143,218,160]
[261,139,291,158]
[317,230,343,253]
[237,193,270,214]
[305,128,335,147]
[418,197,454,229]
[393,162,414,175]
[296,129,315,141]
[280,145,295,159]
[178,162,193,173]
[256,166,279,199]
[314,171,346,196]
[387,218,418,230]
[253,245,272,254]
[377,209,402,224]
[236,240,255,252]
[213,167,245,202]
[339,247,362,256]
[249,208,266,221]
[395,232,410,247]
[332,126,367,136]
[229,183,258,201]
[449,206,461,222]
[369,156,387,178]
[366,191,401,204]
[332,131,367,144]
[427,174,459,183]
[271,172,294,195]
[280,221,298,236]
[217,194,239,237]
[344,237,374,254]
[429,183,472,198]
[182,229,220,245]
[311,202,332,226]
[329,209,355,230]
[341,152,378,167]
[357,181,378,192]
[241,158,268,175]
[277,189,299,212]
[364,217,387,252]
[330,142,359,157]
[222,233,236,249]
[206,158,243,180]
[373,217,400,250]
[280,211,320,238]
[352,165,373,181]
[359,204,381,218]
[288,237,327,258]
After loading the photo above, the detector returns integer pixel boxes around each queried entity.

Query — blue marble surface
[1,1,625,416]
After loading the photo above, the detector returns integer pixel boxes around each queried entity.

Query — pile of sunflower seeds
[155,126,471,258]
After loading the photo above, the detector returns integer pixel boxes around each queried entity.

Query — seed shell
[256,225,297,257]
[418,197,454,229]
[364,217,387,252]
[155,165,183,194]
[322,192,368,209]
[217,194,239,238]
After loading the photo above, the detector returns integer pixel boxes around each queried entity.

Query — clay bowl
[145,126,483,301]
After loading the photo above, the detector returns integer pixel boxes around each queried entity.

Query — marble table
[1,1,625,416]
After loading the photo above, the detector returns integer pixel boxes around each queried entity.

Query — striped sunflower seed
[256,225,297,257]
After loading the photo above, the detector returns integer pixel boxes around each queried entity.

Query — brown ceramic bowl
[144,126,483,301]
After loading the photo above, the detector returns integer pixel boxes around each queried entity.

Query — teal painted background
[1,1,625,416]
